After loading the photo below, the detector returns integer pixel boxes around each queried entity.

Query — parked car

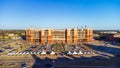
[22,63,29,68]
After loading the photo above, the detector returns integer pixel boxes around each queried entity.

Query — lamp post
[2,29,4,42]
[51,60,55,68]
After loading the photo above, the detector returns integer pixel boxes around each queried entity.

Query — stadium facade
[25,27,93,45]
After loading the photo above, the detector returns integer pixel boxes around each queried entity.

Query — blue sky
[0,0,120,30]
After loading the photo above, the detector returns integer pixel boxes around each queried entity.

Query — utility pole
[51,60,55,68]
[2,29,4,42]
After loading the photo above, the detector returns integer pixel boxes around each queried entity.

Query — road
[0,54,120,68]
[0,39,19,46]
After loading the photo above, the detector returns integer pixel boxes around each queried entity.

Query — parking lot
[0,40,120,68]
[6,42,96,57]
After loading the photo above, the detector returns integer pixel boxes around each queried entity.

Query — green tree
[20,45,23,49]
[61,42,66,52]
[8,45,10,47]
[8,45,11,49]
[24,44,28,48]
[55,43,58,52]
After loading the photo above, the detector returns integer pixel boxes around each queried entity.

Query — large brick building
[25,27,93,45]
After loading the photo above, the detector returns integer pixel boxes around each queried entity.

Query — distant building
[8,33,20,40]
[94,30,118,34]
[25,27,93,45]
[100,31,117,34]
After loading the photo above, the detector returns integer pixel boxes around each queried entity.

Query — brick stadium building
[25,27,93,45]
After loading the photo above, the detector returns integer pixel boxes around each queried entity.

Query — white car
[26,52,29,54]
[8,53,12,56]
[8,52,15,56]
[22,52,26,55]
[22,63,29,68]
[36,52,40,54]
[30,52,33,54]
[91,51,95,54]
[78,51,83,55]
[72,51,78,55]
[50,51,55,55]
[11,52,15,55]
[33,52,36,54]
[83,52,87,54]
[41,51,46,55]
[19,52,23,55]
[67,51,72,55]
[15,52,19,55]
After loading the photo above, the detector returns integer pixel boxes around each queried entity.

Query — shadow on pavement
[29,41,120,68]
[85,44,120,57]
[31,54,53,68]
[31,52,120,68]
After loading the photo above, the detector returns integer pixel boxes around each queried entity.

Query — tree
[8,45,10,47]
[24,44,28,48]
[20,45,23,49]
[61,42,66,52]
[55,43,58,52]
[8,45,11,49]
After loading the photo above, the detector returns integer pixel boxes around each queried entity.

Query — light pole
[51,60,55,68]
[2,29,4,42]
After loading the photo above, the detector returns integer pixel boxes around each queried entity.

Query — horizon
[0,0,120,30]
[0,28,120,31]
